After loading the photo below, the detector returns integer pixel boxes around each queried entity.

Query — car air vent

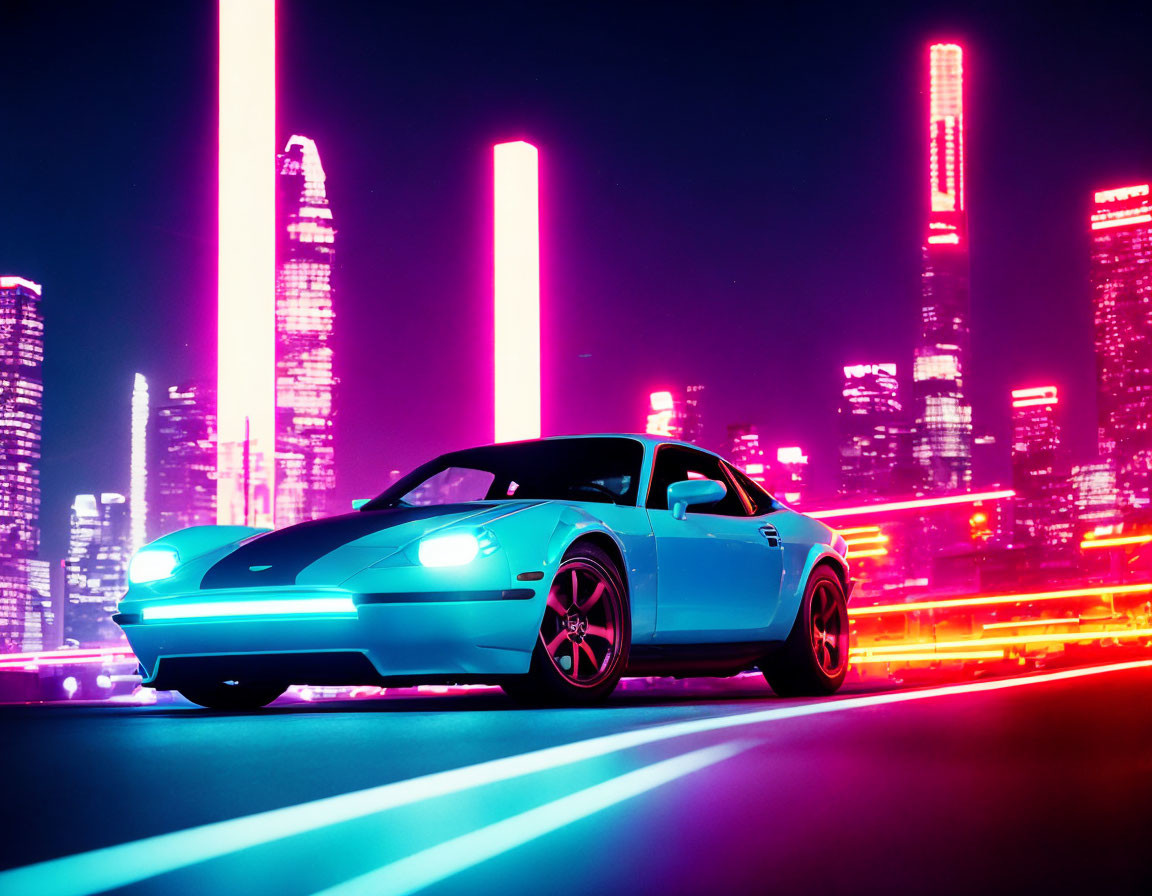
[759,524,780,547]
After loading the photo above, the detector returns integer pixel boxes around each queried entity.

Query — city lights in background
[809,488,1014,520]
[848,581,1152,616]
[928,43,964,216]
[217,0,276,527]
[493,141,541,443]
[130,373,148,551]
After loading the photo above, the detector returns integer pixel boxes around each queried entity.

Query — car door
[646,444,783,641]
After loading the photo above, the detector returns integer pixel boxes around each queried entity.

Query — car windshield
[362,437,645,509]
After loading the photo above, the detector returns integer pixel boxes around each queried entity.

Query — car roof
[531,433,724,458]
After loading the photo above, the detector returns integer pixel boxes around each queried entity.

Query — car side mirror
[667,479,727,520]
[352,498,369,511]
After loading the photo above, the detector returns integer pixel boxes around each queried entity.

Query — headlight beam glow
[141,598,356,621]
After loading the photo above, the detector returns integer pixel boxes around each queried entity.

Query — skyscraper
[1090,183,1152,514]
[64,493,130,646]
[726,424,767,485]
[130,373,149,551]
[275,135,337,528]
[913,43,972,492]
[1010,387,1073,551]
[645,386,704,444]
[773,447,808,506]
[839,363,902,497]
[0,276,44,653]
[150,382,217,537]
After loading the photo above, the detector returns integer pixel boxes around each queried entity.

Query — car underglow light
[3,661,1151,896]
[140,598,356,621]
[853,627,1152,655]
[217,0,276,527]
[851,650,1004,663]
[130,374,149,551]
[493,141,541,444]
[1080,534,1152,549]
[848,582,1152,616]
[810,488,1014,519]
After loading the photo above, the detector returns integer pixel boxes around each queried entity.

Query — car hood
[199,503,502,590]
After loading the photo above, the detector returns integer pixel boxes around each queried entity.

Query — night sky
[1,0,1149,558]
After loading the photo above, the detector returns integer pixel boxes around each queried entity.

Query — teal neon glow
[417,532,480,567]
[140,597,357,621]
[1,660,1147,896]
[312,742,752,896]
[127,548,179,584]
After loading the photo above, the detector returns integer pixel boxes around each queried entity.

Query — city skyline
[0,2,1149,563]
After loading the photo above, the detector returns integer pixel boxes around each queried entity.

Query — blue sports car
[116,435,851,708]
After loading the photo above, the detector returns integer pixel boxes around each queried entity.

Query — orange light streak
[847,547,889,559]
[843,534,889,547]
[848,582,1152,616]
[851,650,1004,664]
[835,526,881,537]
[1081,534,1152,550]
[982,618,1080,630]
[810,489,1014,520]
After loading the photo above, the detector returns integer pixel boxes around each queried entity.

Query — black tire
[501,542,631,706]
[177,682,286,710]
[763,566,849,697]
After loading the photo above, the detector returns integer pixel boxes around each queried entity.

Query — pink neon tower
[216,0,276,527]
[493,141,541,444]
[913,43,973,493]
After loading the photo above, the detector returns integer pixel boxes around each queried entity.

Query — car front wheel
[763,566,849,697]
[501,543,630,706]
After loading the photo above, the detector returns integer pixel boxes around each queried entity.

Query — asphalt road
[1,661,1150,896]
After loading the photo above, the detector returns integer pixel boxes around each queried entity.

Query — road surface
[1,661,1150,895]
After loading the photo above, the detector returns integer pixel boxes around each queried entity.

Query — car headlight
[128,547,180,584]
[416,531,497,567]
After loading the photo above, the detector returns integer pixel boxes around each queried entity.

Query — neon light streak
[849,582,1152,616]
[1091,213,1152,231]
[130,373,148,551]
[140,598,356,621]
[0,667,1139,886]
[851,650,1004,664]
[1094,184,1149,203]
[5,661,1151,896]
[847,547,889,559]
[843,534,889,547]
[1081,534,1152,549]
[493,141,541,443]
[854,628,1152,655]
[834,526,882,537]
[312,744,750,896]
[217,0,276,527]
[809,489,1014,520]
[982,618,1080,630]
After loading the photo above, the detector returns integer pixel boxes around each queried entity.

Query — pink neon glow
[1091,213,1152,231]
[926,233,960,245]
[493,141,541,444]
[809,488,1014,520]
[649,391,674,412]
[0,276,42,296]
[1094,184,1149,203]
[928,43,964,214]
[217,0,277,527]
[1011,385,1058,408]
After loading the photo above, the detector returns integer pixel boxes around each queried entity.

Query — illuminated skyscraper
[64,493,130,646]
[645,386,704,444]
[773,447,808,506]
[1090,183,1152,513]
[726,424,767,485]
[913,43,972,492]
[275,135,336,527]
[150,382,217,537]
[1071,461,1118,534]
[130,373,149,550]
[1010,387,1073,550]
[0,276,44,653]
[23,558,53,652]
[839,364,902,497]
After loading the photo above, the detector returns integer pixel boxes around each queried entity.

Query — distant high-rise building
[913,43,972,492]
[150,382,217,537]
[725,424,767,485]
[1090,182,1152,514]
[130,373,149,551]
[773,447,808,506]
[1071,461,1119,534]
[23,558,53,652]
[64,494,130,646]
[839,364,902,497]
[275,135,337,528]
[645,386,703,444]
[1010,387,1073,550]
[0,276,44,653]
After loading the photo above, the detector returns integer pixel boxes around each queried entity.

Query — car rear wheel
[501,543,630,706]
[177,681,286,710]
[763,566,849,697]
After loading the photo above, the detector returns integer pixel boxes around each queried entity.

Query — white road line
[0,659,1147,896]
[313,742,755,896]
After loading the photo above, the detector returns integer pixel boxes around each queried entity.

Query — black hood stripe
[199,505,494,589]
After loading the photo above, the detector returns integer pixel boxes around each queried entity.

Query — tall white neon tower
[130,373,149,551]
[217,0,276,526]
[493,141,541,443]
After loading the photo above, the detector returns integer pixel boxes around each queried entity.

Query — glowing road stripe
[850,650,1004,663]
[853,627,1152,655]
[140,598,357,621]
[809,489,1014,519]
[1081,534,1152,549]
[3,660,1150,896]
[848,582,1152,616]
[982,618,1080,630]
[313,743,752,896]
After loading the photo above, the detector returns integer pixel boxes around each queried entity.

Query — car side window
[646,445,749,516]
[725,463,775,516]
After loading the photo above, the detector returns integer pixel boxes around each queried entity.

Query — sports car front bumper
[116,587,545,688]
